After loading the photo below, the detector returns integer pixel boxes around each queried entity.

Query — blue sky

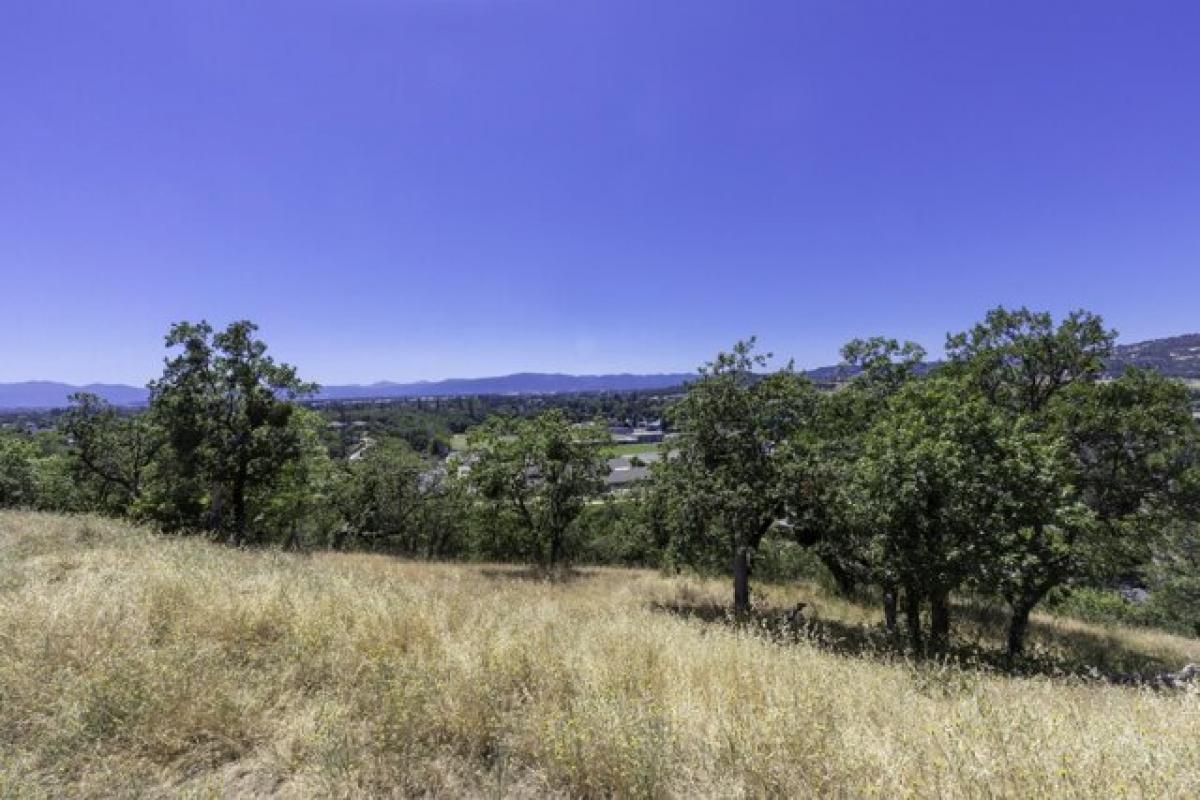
[2,1,1198,385]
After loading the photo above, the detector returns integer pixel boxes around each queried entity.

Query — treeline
[656,308,1200,659]
[2,308,1199,663]
[315,388,676,458]
[0,320,656,562]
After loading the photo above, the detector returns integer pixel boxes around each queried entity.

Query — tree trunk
[733,545,751,614]
[904,586,923,654]
[207,483,224,533]
[1005,584,1052,664]
[548,528,563,568]
[331,526,348,551]
[231,460,248,546]
[1006,602,1033,664]
[883,580,898,632]
[929,592,951,655]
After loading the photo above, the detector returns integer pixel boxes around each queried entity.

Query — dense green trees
[146,320,317,543]
[0,428,73,511]
[848,375,1063,653]
[652,309,1197,657]
[655,339,815,612]
[785,336,927,620]
[61,392,156,515]
[0,431,39,508]
[336,439,429,547]
[944,307,1199,658]
[466,410,610,567]
[254,407,342,549]
[333,438,470,558]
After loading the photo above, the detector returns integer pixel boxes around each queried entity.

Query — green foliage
[0,429,74,512]
[466,410,610,566]
[145,320,317,543]
[253,407,342,548]
[783,336,928,595]
[30,452,79,512]
[314,388,676,458]
[334,436,470,558]
[943,306,1197,659]
[944,306,1115,414]
[751,535,828,583]
[573,492,663,566]
[654,338,815,610]
[1045,582,1200,638]
[337,439,427,544]
[848,374,1058,652]
[61,392,157,516]
[0,432,39,508]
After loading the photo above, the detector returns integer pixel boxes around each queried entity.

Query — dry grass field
[2,511,1200,798]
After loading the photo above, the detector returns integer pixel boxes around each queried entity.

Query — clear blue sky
[3,1,1198,385]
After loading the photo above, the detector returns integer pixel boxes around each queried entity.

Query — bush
[1148,577,1200,636]
[573,498,662,567]
[1045,583,1200,637]
[752,536,828,582]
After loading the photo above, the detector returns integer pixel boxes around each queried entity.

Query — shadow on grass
[479,566,599,584]
[952,601,1183,675]
[651,600,1187,683]
[652,601,912,661]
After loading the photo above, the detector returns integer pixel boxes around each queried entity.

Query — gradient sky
[3,1,1199,385]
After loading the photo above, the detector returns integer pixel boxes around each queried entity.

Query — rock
[1118,584,1150,604]
[1105,662,1199,689]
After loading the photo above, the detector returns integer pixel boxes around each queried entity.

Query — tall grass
[2,511,1199,798]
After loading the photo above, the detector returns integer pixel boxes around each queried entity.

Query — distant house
[614,430,664,444]
[603,451,664,491]
[605,456,650,490]
[608,423,665,444]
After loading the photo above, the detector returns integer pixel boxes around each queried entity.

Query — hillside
[806,333,1200,383]
[1106,333,1200,378]
[0,372,697,410]
[3,512,1199,798]
[0,381,151,410]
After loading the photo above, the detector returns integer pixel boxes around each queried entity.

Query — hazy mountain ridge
[1106,334,1200,378]
[0,382,153,410]
[0,373,700,410]
[3,333,1197,409]
[313,372,700,400]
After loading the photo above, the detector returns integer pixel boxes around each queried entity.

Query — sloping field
[2,511,1199,798]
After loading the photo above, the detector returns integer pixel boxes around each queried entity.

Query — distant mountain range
[0,373,699,410]
[802,334,1200,383]
[0,382,153,410]
[2,334,1197,410]
[1105,334,1200,379]
[310,372,699,400]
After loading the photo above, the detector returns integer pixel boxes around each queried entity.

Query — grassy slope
[2,512,1199,798]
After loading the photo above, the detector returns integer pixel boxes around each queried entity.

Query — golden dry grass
[2,511,1200,798]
